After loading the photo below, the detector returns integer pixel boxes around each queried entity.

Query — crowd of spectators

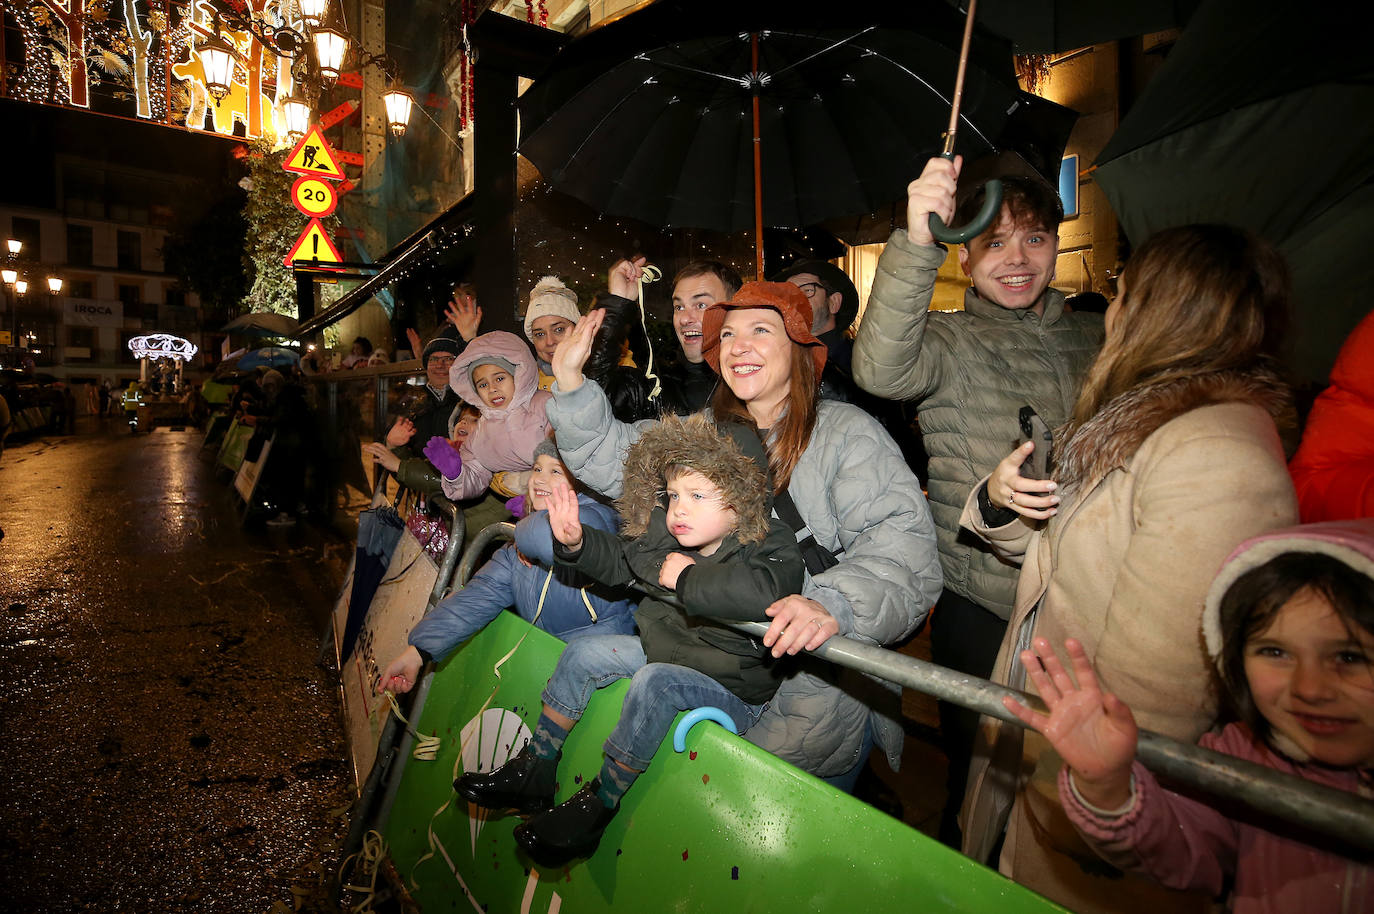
[344,151,1372,908]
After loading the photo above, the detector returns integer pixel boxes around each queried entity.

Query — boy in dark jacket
[456,415,804,868]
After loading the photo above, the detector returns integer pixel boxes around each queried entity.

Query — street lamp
[1,268,14,285]
[299,0,329,29]
[47,276,63,294]
[382,86,414,137]
[313,27,348,85]
[282,93,312,140]
[200,30,238,104]
[6,239,20,255]
[14,279,27,294]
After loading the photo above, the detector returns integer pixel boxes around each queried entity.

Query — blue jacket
[408,494,636,661]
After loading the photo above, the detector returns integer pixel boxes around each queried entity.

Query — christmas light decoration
[128,332,198,361]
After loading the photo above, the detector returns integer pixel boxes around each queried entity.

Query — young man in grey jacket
[851,154,1103,847]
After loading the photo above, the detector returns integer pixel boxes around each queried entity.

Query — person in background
[1288,306,1374,522]
[342,336,373,369]
[960,223,1298,912]
[378,437,636,695]
[523,276,582,392]
[1004,520,1374,914]
[851,154,1104,844]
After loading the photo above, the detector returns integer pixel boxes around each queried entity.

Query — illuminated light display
[0,0,303,143]
[128,332,198,361]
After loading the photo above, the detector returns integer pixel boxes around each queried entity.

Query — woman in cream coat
[960,225,1299,913]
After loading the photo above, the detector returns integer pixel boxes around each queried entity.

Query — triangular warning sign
[284,218,345,270]
[283,125,345,180]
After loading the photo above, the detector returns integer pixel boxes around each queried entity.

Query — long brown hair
[1064,224,1290,440]
[709,337,818,493]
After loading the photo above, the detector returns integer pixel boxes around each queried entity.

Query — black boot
[454,744,558,816]
[512,779,618,868]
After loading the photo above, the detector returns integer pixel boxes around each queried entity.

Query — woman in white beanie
[524,275,582,391]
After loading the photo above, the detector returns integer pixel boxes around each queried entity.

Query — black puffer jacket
[555,414,805,704]
[586,291,717,419]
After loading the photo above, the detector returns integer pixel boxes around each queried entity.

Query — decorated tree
[240,138,336,317]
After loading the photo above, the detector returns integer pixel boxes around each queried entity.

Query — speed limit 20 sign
[291,175,338,218]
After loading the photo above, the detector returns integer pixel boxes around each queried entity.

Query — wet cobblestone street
[0,418,355,913]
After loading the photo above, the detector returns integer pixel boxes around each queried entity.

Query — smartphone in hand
[1018,406,1053,480]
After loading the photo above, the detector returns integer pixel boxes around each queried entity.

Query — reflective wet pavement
[0,417,354,913]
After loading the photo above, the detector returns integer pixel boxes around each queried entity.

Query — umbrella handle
[929,171,1002,245]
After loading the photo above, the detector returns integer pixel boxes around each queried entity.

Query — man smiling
[852,154,1103,847]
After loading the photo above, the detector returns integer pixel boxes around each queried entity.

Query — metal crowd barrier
[344,520,1374,897]
[720,617,1374,855]
[336,490,471,883]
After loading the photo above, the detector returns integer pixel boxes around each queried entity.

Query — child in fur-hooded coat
[556,414,805,705]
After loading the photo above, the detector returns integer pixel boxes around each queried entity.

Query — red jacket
[1290,308,1374,521]
[1062,723,1373,914]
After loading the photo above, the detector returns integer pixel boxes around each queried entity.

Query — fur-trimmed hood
[1055,365,1296,490]
[616,414,772,545]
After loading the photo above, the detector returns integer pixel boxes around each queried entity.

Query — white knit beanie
[523,275,581,340]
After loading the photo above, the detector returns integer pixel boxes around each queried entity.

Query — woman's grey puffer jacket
[547,380,943,776]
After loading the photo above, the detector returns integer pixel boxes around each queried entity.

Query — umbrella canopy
[237,347,301,371]
[519,0,1035,246]
[955,0,1200,53]
[221,312,301,338]
[1092,0,1374,382]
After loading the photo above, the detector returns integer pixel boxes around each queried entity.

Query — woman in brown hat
[545,280,942,788]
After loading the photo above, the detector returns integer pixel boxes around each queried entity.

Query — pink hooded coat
[1063,520,1374,914]
[441,331,552,501]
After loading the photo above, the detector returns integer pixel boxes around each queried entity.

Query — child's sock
[528,713,568,760]
[595,758,640,809]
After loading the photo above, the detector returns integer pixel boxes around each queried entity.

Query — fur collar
[617,414,772,545]
[1055,366,1295,490]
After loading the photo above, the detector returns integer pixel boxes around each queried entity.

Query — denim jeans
[541,634,767,771]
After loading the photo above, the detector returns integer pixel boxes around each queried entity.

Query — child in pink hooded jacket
[1004,520,1374,914]
[423,330,552,501]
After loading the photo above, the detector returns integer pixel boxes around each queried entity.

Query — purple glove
[504,495,528,518]
[422,436,463,478]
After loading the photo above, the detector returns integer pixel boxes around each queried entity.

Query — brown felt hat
[701,281,827,378]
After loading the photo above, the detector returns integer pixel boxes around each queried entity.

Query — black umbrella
[518,0,1035,277]
[1092,0,1374,381]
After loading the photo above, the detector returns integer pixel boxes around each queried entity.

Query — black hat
[769,260,860,334]
[421,329,463,365]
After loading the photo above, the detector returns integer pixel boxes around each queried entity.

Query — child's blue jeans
[541,634,766,771]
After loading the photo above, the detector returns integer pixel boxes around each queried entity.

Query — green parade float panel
[383,612,1066,913]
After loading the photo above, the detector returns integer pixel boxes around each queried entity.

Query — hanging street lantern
[313,27,348,85]
[1,268,15,284]
[298,0,329,29]
[282,94,312,140]
[47,276,63,294]
[199,31,237,104]
[14,279,28,294]
[382,86,414,137]
[6,239,21,255]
